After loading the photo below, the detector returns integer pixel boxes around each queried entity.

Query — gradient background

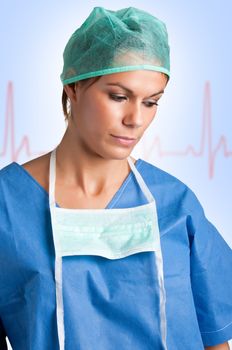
[1,1,231,348]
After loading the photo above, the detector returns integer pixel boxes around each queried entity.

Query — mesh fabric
[60,6,170,85]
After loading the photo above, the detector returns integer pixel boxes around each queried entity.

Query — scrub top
[0,159,231,349]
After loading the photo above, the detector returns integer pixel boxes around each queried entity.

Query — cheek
[77,99,99,127]
[142,109,157,128]
[77,101,109,134]
[86,99,122,129]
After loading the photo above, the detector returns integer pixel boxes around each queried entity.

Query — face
[66,70,168,160]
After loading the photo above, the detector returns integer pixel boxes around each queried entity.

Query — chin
[102,147,134,161]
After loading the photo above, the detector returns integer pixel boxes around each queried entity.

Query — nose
[122,101,143,128]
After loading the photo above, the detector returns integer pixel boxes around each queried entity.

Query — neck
[54,129,134,197]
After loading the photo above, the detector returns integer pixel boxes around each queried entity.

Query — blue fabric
[0,159,232,349]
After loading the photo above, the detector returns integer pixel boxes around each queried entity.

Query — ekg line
[139,81,231,178]
[1,82,49,162]
[1,81,232,178]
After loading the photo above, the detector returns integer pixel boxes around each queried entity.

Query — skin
[55,70,167,207]
[24,70,167,209]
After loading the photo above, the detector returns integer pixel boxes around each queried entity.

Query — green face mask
[51,191,159,260]
[60,6,170,85]
[49,148,167,350]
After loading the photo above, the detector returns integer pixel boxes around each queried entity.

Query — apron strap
[127,156,155,203]
[49,149,56,207]
[55,256,65,350]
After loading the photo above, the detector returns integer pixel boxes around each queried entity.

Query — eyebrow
[106,82,164,97]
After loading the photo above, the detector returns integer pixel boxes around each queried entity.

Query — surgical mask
[49,148,167,349]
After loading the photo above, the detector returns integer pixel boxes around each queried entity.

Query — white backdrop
[1,1,231,348]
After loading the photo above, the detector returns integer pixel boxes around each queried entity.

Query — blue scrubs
[0,159,232,349]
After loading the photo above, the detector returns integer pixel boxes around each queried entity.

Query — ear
[63,83,80,102]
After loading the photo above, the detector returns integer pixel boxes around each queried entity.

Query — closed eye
[143,101,159,107]
[109,94,159,107]
[109,94,127,102]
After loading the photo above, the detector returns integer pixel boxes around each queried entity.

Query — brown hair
[62,76,101,121]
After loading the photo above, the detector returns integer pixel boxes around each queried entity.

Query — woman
[0,6,231,350]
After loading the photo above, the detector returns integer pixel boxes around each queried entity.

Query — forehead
[96,70,168,93]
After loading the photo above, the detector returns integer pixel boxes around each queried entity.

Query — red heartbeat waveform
[1,81,232,178]
[139,82,232,178]
[1,81,48,162]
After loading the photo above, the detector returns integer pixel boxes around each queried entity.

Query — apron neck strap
[49,148,56,207]
[127,157,154,203]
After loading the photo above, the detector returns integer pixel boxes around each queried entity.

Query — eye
[143,100,159,108]
[109,93,127,102]
[109,93,159,107]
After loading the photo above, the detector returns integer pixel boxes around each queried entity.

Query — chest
[22,164,126,210]
[54,183,121,209]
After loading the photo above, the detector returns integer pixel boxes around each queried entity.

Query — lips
[111,135,136,140]
[110,134,137,147]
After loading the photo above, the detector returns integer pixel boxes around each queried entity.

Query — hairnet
[60,6,170,85]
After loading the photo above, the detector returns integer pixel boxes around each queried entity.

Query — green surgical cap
[60,6,170,85]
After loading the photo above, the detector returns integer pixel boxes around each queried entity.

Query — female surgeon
[0,6,231,350]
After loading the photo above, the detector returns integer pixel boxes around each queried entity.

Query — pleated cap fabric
[60,6,170,85]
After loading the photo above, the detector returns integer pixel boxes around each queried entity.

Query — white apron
[49,148,167,349]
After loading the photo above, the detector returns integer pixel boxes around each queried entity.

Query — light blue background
[0,2,232,348]
[0,1,231,245]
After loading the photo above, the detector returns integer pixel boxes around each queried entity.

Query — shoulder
[0,152,50,177]
[0,152,51,206]
[138,158,203,216]
[20,152,51,193]
[0,161,20,187]
[138,158,188,191]
[21,151,51,172]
